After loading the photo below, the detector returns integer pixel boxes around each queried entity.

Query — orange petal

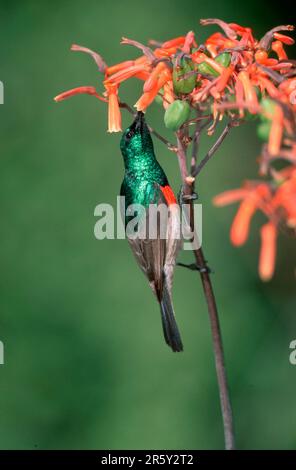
[259,222,277,281]
[106,61,135,76]
[203,57,225,75]
[106,86,122,133]
[255,50,269,64]
[215,65,234,93]
[143,62,166,92]
[135,69,171,111]
[54,86,107,102]
[273,33,295,45]
[161,36,185,49]
[104,64,148,85]
[268,105,284,156]
[213,189,249,207]
[258,76,280,99]
[272,40,288,60]
[162,81,174,109]
[238,71,258,114]
[230,197,257,246]
[206,43,218,57]
[182,31,195,53]
[134,70,150,81]
[154,47,177,58]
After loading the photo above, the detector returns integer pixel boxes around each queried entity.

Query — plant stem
[193,246,235,450]
[177,134,235,450]
[192,122,233,177]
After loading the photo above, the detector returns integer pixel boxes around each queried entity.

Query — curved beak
[132,111,145,133]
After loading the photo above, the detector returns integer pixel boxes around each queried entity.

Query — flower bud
[215,52,231,68]
[173,57,196,95]
[198,52,231,77]
[260,98,276,121]
[164,100,190,131]
[197,61,219,77]
[257,121,271,141]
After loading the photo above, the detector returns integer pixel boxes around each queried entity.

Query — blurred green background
[0,0,296,450]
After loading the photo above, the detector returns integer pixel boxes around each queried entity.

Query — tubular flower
[105,84,122,133]
[213,183,283,279]
[214,168,296,280]
[54,86,107,103]
[135,66,172,111]
[259,223,277,281]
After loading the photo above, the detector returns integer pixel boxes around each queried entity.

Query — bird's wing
[159,185,182,296]
[126,182,168,300]
[127,182,183,351]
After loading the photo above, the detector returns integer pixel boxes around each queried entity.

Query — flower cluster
[54,19,296,280]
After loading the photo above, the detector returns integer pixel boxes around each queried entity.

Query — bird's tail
[160,286,183,352]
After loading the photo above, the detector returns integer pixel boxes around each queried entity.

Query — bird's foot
[177,261,213,274]
[178,186,198,205]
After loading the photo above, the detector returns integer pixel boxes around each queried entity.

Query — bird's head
[120,111,154,162]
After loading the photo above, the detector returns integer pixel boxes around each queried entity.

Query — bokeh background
[0,0,295,450]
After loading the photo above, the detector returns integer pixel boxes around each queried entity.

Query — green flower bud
[260,98,276,121]
[173,57,196,95]
[164,100,191,131]
[257,121,271,141]
[215,52,231,68]
[198,52,231,77]
[197,61,219,77]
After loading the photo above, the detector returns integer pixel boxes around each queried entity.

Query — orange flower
[214,184,272,246]
[259,223,277,281]
[182,30,196,53]
[212,65,234,95]
[162,81,175,109]
[135,66,171,111]
[161,36,185,49]
[214,183,281,279]
[230,196,258,246]
[272,171,296,227]
[106,84,122,133]
[213,188,249,206]
[272,40,288,61]
[54,86,107,103]
[106,60,135,76]
[104,63,149,86]
[273,32,295,45]
[237,70,258,114]
[268,105,284,156]
[143,62,167,92]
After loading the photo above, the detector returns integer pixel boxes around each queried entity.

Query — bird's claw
[182,193,198,201]
[177,261,213,274]
[178,186,198,205]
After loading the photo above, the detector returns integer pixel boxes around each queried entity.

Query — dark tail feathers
[160,287,183,352]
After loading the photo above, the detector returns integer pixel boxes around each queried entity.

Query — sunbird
[120,111,183,352]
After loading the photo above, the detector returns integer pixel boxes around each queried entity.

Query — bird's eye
[126,130,133,140]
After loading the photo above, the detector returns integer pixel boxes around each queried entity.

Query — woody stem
[176,134,235,450]
[192,121,235,177]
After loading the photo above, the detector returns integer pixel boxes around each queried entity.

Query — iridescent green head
[120,111,154,166]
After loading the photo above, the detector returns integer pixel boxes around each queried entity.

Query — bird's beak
[134,111,145,134]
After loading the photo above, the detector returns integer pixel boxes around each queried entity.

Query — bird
[120,111,183,352]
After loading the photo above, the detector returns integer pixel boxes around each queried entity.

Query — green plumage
[120,113,168,215]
